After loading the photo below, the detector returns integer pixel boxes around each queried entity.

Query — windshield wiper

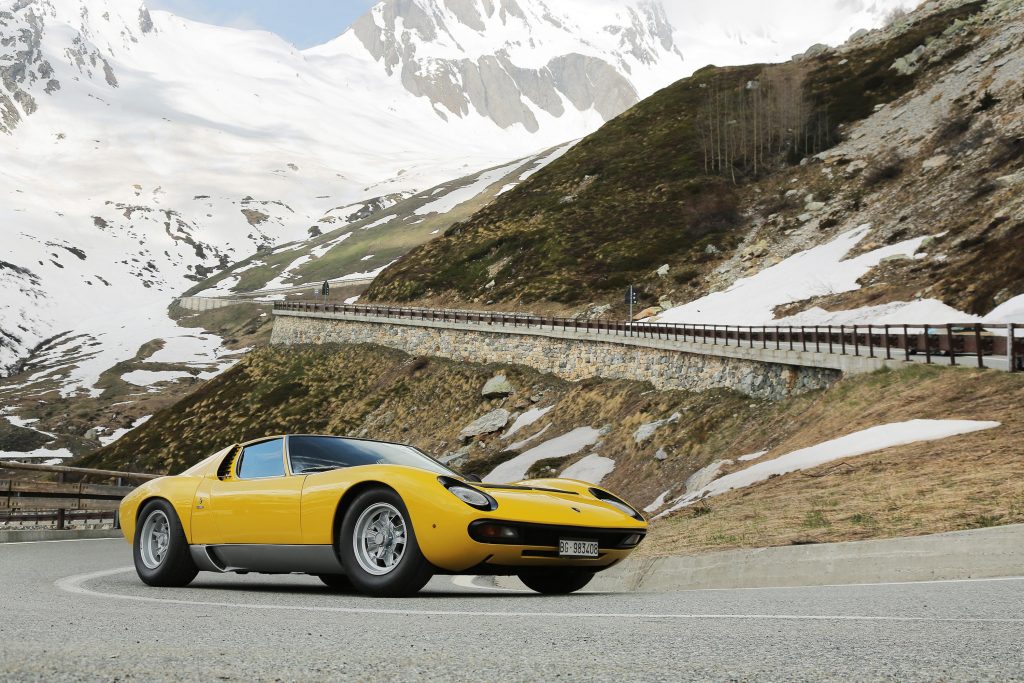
[298,465,346,473]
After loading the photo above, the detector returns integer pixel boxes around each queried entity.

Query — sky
[146,0,377,48]
[145,0,917,56]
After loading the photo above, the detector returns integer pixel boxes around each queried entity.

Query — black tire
[133,499,198,587]
[338,487,433,597]
[317,573,354,591]
[518,569,595,595]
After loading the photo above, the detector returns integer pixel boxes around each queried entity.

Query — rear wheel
[338,488,433,597]
[133,499,197,587]
[518,569,594,595]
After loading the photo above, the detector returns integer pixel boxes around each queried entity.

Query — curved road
[1,538,1022,682]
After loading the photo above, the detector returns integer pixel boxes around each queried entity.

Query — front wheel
[338,488,433,597]
[518,569,595,595]
[133,499,198,587]
[317,573,354,591]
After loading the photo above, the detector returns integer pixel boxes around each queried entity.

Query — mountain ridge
[366,0,1024,326]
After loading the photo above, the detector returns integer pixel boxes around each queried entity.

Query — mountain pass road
[1,538,1022,681]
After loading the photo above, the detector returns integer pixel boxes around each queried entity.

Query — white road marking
[1,537,122,546]
[55,567,1024,623]
[658,575,1024,593]
[449,575,527,592]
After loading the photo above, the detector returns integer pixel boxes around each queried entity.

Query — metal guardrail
[274,301,1022,372]
[0,461,158,530]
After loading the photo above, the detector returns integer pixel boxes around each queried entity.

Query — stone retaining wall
[176,296,264,312]
[271,312,841,400]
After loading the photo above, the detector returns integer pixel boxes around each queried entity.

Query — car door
[200,437,304,545]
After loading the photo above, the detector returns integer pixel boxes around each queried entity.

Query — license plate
[559,539,599,557]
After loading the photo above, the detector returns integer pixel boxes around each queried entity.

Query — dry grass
[642,365,1024,556]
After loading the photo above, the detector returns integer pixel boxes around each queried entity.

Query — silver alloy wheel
[352,502,407,576]
[140,509,170,570]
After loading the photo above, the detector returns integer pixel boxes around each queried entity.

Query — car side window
[236,439,285,479]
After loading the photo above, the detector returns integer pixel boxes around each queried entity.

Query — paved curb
[0,528,123,544]
[494,524,1024,592]
[588,524,1024,592]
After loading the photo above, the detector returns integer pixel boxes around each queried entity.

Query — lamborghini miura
[119,435,647,596]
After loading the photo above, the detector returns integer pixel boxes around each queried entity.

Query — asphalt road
[1,539,1022,682]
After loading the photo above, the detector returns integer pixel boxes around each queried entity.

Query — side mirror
[463,473,482,483]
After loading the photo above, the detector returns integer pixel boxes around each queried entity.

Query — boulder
[804,43,830,59]
[459,409,510,441]
[481,374,514,398]
[440,445,471,467]
[655,264,670,277]
[922,154,949,171]
[684,459,733,494]
[633,306,663,321]
[996,171,1024,188]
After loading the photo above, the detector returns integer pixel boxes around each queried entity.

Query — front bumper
[420,518,646,573]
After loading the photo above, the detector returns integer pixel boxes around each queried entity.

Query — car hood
[476,481,647,529]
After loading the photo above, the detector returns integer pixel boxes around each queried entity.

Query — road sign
[625,285,637,322]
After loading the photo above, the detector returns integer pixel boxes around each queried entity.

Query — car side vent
[217,446,239,480]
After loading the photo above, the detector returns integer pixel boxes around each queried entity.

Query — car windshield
[287,435,456,476]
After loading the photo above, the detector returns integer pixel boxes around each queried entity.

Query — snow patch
[634,413,681,444]
[658,226,934,325]
[503,405,554,439]
[560,454,615,484]
[485,427,600,483]
[644,489,672,513]
[121,370,192,386]
[415,160,524,216]
[99,415,152,446]
[506,424,551,451]
[737,450,768,462]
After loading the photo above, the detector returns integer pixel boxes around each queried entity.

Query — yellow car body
[120,435,646,591]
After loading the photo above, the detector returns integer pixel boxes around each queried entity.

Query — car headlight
[605,499,638,517]
[438,477,498,511]
[449,485,490,507]
[589,487,644,521]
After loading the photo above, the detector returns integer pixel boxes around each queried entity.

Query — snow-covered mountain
[310,0,680,132]
[670,0,920,68]
[0,0,687,388]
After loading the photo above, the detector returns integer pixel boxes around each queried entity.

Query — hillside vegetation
[366,0,1023,320]
[80,342,1023,554]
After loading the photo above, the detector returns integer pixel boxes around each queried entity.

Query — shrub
[863,154,905,186]
[989,135,1023,168]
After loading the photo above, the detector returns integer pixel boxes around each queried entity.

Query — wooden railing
[274,301,1023,371]
[0,461,159,530]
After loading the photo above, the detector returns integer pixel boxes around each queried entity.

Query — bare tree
[697,63,831,182]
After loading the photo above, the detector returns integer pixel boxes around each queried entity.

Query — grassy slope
[79,342,1023,555]
[183,152,557,297]
[365,1,988,312]
[0,303,273,458]
[643,364,1024,555]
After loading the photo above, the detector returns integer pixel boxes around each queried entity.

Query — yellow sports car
[119,435,647,596]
